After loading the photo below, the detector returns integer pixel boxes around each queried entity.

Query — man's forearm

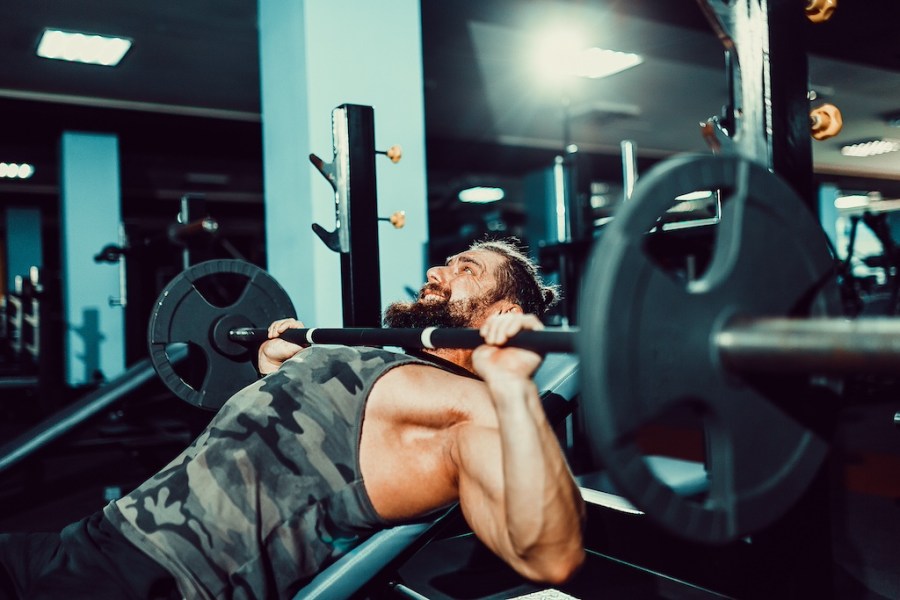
[487,376,585,581]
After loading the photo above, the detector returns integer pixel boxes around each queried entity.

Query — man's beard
[383,284,493,329]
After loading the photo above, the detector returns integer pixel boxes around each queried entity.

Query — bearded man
[0,239,585,600]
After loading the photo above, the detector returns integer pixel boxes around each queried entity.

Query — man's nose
[426,265,446,283]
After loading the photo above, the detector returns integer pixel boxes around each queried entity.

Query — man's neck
[423,348,474,374]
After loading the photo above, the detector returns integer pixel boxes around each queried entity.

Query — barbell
[147,154,885,545]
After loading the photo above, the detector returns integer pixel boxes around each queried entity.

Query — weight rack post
[696,0,814,209]
[311,105,383,328]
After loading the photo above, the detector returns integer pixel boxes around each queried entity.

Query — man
[0,239,584,599]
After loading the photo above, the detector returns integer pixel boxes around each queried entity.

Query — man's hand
[258,318,306,375]
[472,313,544,384]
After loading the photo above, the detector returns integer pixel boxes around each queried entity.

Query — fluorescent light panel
[840,139,900,158]
[532,30,643,84]
[0,163,35,179]
[458,187,505,204]
[37,29,132,66]
[571,48,643,79]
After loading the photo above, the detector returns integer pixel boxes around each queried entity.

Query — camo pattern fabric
[104,345,428,600]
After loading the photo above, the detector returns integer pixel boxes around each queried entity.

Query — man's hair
[470,238,560,317]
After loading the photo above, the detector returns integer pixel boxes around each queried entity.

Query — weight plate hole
[634,404,710,503]
[192,272,253,308]
[642,188,727,286]
[166,342,209,393]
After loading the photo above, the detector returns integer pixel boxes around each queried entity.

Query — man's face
[383,249,510,329]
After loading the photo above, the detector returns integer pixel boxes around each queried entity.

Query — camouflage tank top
[104,345,429,600]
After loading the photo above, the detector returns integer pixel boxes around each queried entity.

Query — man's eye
[464,267,474,274]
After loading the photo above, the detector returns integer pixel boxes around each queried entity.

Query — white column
[60,132,124,385]
[258,0,428,326]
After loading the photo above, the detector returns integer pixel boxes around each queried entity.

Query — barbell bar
[717,317,900,374]
[230,318,900,375]
[228,325,577,354]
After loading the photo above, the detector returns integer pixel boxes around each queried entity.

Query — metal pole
[311,104,383,328]
[230,326,577,354]
[339,105,380,327]
[232,317,900,374]
[621,140,637,203]
[717,317,900,374]
[695,0,813,209]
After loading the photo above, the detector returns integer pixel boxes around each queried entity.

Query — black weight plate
[579,154,838,544]
[148,259,296,410]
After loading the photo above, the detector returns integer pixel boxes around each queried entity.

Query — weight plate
[147,259,296,410]
[579,154,838,544]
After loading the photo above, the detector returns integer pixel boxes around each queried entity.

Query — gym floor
[831,397,900,599]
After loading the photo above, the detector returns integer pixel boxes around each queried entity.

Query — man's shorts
[0,510,178,599]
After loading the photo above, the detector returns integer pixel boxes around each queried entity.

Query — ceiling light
[458,187,505,204]
[840,139,900,158]
[570,48,643,79]
[0,163,35,179]
[533,28,586,85]
[532,28,641,85]
[36,29,132,66]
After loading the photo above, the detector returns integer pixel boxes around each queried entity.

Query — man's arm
[455,314,585,584]
[258,317,306,374]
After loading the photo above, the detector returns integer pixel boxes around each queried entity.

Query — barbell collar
[229,326,577,353]
[717,317,900,374]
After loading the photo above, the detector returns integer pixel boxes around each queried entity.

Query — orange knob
[390,211,405,228]
[699,120,722,154]
[806,0,836,23]
[379,210,406,229]
[810,103,843,140]
[377,145,403,164]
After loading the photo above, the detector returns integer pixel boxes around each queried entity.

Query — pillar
[258,0,428,326]
[60,132,124,385]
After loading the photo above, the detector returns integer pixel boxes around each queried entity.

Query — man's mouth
[419,286,448,303]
